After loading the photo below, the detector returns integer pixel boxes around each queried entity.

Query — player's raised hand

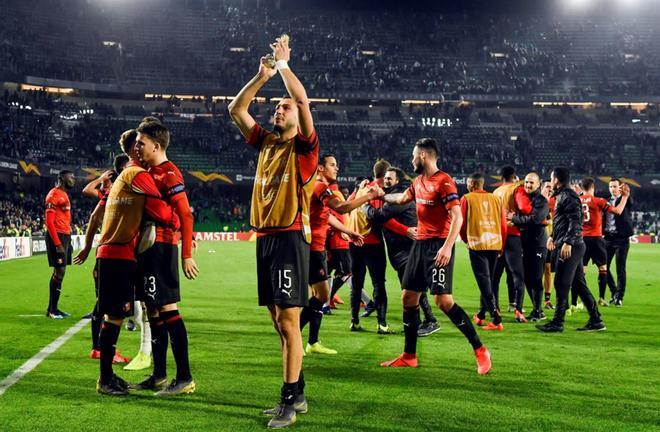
[183,257,199,280]
[259,56,277,80]
[74,247,90,265]
[621,183,630,197]
[434,244,452,267]
[270,35,291,62]
[571,183,583,195]
[366,185,385,199]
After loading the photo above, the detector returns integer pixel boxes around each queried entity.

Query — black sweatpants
[471,250,499,322]
[492,235,525,312]
[522,244,547,314]
[350,243,388,326]
[605,237,630,301]
[552,242,600,325]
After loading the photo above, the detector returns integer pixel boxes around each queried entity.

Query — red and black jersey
[310,180,336,252]
[327,183,350,250]
[149,161,194,259]
[580,194,612,237]
[45,187,71,246]
[405,170,459,240]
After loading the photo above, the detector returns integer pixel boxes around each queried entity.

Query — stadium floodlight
[561,0,595,11]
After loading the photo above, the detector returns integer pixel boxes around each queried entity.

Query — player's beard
[413,161,424,174]
[273,124,284,135]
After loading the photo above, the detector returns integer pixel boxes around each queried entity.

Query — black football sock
[307,297,324,345]
[297,370,305,396]
[544,292,551,302]
[300,306,312,330]
[403,306,420,355]
[149,317,168,379]
[99,321,120,384]
[598,270,608,299]
[49,275,62,313]
[161,310,192,381]
[419,293,437,323]
[445,303,482,350]
[330,275,350,299]
[91,302,102,350]
[281,381,299,406]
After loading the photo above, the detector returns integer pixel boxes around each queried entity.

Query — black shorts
[583,236,607,267]
[309,250,329,286]
[46,234,72,268]
[402,238,454,295]
[136,242,180,308]
[328,248,352,277]
[257,231,310,308]
[97,258,136,318]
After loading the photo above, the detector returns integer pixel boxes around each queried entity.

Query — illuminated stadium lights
[533,101,594,108]
[361,50,377,55]
[610,102,649,110]
[20,84,74,95]
[229,47,247,52]
[144,93,205,101]
[561,0,596,11]
[401,100,441,105]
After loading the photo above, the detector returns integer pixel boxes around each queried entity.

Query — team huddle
[41,36,635,429]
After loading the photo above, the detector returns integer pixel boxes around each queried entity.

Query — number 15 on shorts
[431,267,446,289]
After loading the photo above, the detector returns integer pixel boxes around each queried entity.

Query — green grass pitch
[0,242,658,432]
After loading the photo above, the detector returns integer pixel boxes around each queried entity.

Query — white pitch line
[18,314,47,318]
[0,318,90,396]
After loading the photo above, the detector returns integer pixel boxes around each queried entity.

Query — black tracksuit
[550,186,601,325]
[512,189,548,315]
[364,181,437,323]
[604,195,633,301]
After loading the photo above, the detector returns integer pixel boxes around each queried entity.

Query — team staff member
[380,138,492,375]
[537,167,605,333]
[604,178,633,307]
[346,160,409,334]
[95,132,180,395]
[228,36,317,428]
[364,167,440,337]
[133,118,199,396]
[509,173,549,322]
[44,170,76,319]
[492,166,531,322]
[541,181,554,309]
[461,173,506,331]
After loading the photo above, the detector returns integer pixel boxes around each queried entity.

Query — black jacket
[604,195,634,240]
[364,181,416,270]
[512,189,549,249]
[551,186,584,247]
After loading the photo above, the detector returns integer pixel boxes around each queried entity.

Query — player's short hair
[468,172,485,188]
[414,138,438,158]
[552,167,571,185]
[141,116,162,125]
[500,165,516,182]
[609,177,621,185]
[373,159,391,179]
[137,120,170,150]
[113,153,130,174]
[319,154,335,166]
[119,129,138,153]
[57,170,73,181]
[386,167,407,182]
[581,177,596,191]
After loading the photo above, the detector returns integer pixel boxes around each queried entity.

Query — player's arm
[607,185,630,215]
[328,186,383,214]
[459,196,468,244]
[170,192,199,280]
[435,204,462,267]
[383,190,413,205]
[82,170,112,199]
[271,37,314,138]
[512,198,549,226]
[328,214,364,246]
[228,57,277,139]
[132,172,180,229]
[74,201,104,265]
[44,195,62,251]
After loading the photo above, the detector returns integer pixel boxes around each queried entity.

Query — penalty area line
[0,318,90,396]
